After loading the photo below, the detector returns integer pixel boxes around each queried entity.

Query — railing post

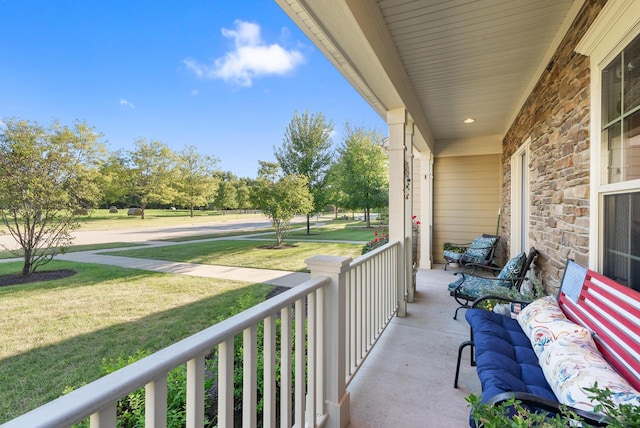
[306,255,352,428]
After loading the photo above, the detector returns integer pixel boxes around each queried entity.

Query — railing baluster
[357,264,363,363]
[145,376,167,428]
[89,403,116,428]
[186,354,205,428]
[263,315,276,428]
[307,291,317,427]
[294,299,306,428]
[349,268,356,375]
[243,326,257,427]
[280,306,292,428]
[316,287,325,420]
[219,339,234,428]
[364,261,369,351]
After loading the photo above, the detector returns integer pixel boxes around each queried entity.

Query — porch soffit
[276,0,585,154]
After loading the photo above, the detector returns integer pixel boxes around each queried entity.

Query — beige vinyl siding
[433,154,502,264]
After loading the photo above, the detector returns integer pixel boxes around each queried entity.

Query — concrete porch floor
[347,265,481,427]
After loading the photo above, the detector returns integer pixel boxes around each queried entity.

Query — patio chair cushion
[443,249,464,263]
[447,252,527,299]
[447,275,516,300]
[497,252,526,279]
[461,236,499,265]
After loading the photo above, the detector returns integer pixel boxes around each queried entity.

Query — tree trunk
[22,251,32,276]
[306,214,311,235]
[190,206,194,217]
[366,206,371,228]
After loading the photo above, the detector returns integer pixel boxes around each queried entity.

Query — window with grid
[602,33,640,290]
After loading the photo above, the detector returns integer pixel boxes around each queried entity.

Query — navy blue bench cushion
[465,309,556,403]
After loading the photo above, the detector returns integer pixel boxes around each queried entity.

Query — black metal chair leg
[453,303,469,320]
[455,340,474,388]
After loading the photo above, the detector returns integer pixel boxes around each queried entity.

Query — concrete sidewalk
[57,251,311,288]
[1,224,366,288]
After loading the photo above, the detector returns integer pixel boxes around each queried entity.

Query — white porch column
[306,255,352,428]
[414,149,433,269]
[387,108,408,317]
[405,120,415,303]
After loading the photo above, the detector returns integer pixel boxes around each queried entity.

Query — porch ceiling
[276,0,584,152]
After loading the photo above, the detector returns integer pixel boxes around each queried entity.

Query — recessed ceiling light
[463,118,475,124]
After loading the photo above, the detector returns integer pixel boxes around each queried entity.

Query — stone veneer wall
[502,0,607,292]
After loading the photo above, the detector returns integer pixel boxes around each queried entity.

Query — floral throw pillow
[539,335,640,412]
[517,295,592,357]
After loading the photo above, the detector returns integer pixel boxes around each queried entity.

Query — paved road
[0,215,307,249]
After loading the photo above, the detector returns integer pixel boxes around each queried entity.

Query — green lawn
[0,217,374,422]
[274,221,379,241]
[0,260,274,423]
[160,220,379,243]
[104,239,365,272]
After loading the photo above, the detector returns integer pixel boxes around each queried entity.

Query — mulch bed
[0,269,77,287]
[257,244,298,250]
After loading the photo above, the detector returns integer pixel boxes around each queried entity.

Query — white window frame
[511,138,531,256]
[576,0,640,270]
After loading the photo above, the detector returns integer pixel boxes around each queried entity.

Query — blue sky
[0,1,386,178]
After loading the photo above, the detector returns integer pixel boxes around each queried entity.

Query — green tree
[214,180,238,213]
[274,110,334,234]
[174,145,219,217]
[333,125,388,227]
[234,180,252,213]
[97,151,130,209]
[0,119,105,276]
[124,139,177,219]
[251,161,313,246]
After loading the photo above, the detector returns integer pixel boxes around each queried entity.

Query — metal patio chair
[443,234,500,273]
[447,247,538,320]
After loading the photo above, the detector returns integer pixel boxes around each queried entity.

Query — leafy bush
[467,385,640,427]
[66,350,214,428]
[443,242,466,254]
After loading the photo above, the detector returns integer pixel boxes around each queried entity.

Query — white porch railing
[2,241,400,428]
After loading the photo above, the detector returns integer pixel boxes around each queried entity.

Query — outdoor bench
[454,259,640,426]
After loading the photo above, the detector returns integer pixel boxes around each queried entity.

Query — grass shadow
[0,275,275,423]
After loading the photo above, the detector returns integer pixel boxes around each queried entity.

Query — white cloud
[184,20,304,87]
[119,98,135,109]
